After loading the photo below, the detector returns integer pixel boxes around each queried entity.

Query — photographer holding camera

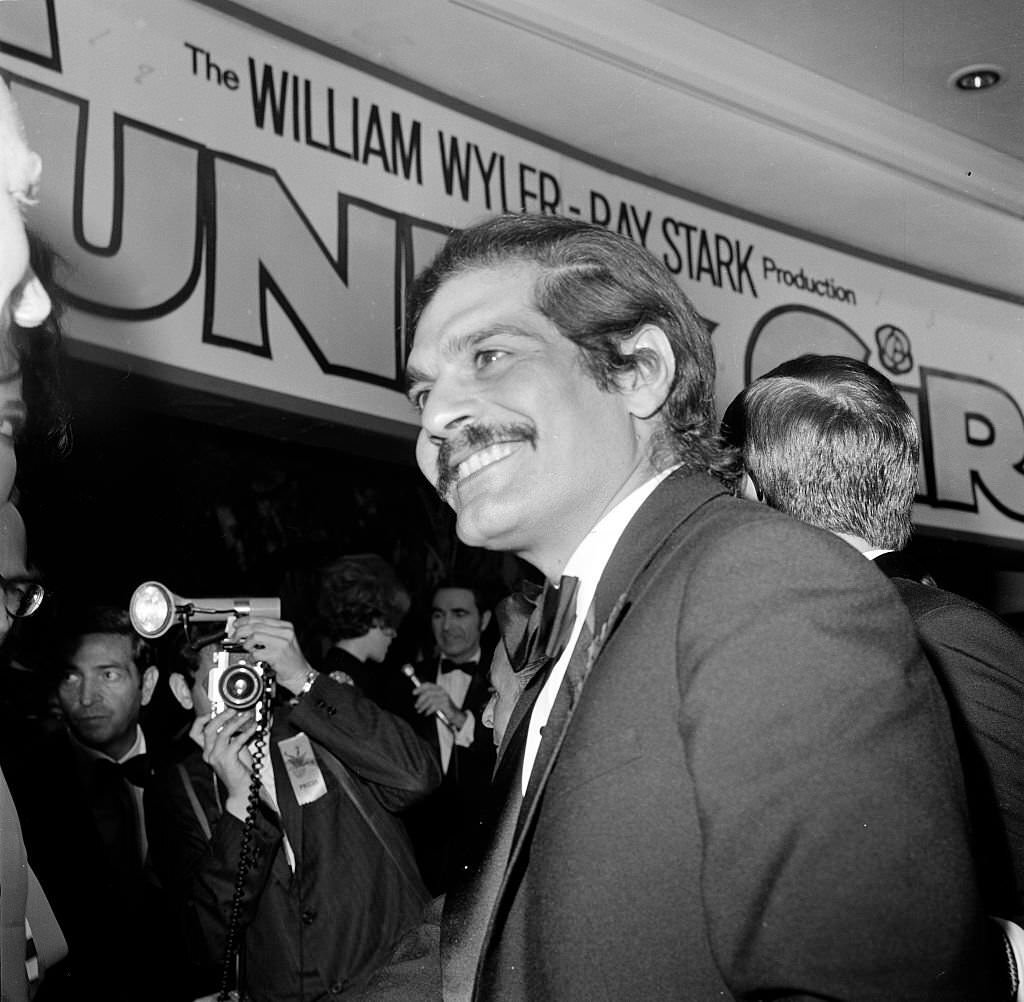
[147,613,441,1002]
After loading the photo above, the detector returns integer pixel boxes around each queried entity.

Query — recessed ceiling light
[950,65,1003,91]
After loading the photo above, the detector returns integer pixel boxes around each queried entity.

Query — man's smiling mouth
[435,422,538,500]
[455,442,520,483]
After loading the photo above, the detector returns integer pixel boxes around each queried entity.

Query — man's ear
[140,665,159,707]
[619,323,676,421]
[168,672,194,711]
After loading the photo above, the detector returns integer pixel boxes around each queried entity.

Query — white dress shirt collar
[522,464,679,792]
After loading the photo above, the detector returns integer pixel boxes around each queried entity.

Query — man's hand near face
[190,709,257,820]
[226,615,313,695]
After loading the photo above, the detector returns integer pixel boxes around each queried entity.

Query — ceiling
[656,0,1024,161]
[210,0,1024,298]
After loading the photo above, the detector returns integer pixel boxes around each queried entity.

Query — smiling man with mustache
[403,213,998,1001]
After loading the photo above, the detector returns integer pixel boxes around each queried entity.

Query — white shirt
[117,728,148,861]
[521,466,678,794]
[435,651,480,772]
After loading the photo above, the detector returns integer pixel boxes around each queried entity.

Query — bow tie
[98,754,151,788]
[439,658,476,675]
[497,575,579,674]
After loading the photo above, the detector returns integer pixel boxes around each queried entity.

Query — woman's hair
[316,554,410,642]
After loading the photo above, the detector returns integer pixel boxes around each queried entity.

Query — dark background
[13,357,527,670]
[13,353,1024,667]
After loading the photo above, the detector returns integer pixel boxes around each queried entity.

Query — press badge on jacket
[277,734,327,805]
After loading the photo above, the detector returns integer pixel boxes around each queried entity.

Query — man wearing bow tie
[12,607,181,1000]
[404,213,996,1000]
[401,580,496,895]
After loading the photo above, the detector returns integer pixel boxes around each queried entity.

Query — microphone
[401,664,458,733]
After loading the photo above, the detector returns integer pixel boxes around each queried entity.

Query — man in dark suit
[724,352,1024,987]
[148,613,441,1002]
[403,214,996,1000]
[400,580,496,894]
[11,606,181,1000]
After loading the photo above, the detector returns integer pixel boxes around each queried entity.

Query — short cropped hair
[317,555,410,642]
[53,606,154,680]
[722,354,919,550]
[432,577,488,617]
[407,213,738,480]
[168,623,227,686]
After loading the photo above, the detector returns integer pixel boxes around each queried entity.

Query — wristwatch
[297,669,318,698]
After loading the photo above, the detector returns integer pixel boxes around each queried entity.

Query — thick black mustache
[436,423,537,499]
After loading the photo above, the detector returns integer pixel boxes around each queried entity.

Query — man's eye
[103,670,123,682]
[408,387,430,412]
[475,349,506,369]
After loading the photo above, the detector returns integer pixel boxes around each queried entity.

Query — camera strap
[216,687,273,1002]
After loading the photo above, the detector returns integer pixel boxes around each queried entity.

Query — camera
[128,580,282,727]
[207,641,275,722]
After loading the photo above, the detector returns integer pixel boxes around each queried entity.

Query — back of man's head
[722,354,919,550]
[407,212,736,479]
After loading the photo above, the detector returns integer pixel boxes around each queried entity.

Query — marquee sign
[2,0,1023,544]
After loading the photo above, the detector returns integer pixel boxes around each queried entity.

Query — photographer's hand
[229,615,312,695]
[192,710,257,820]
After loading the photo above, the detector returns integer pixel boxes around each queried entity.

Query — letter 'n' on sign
[206,153,400,389]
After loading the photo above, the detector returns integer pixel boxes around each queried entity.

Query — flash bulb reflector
[130,581,175,638]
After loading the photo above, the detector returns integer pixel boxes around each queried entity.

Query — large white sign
[2,0,1024,544]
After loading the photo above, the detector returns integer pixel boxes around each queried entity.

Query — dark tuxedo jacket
[146,673,441,1002]
[399,656,495,895]
[445,470,993,1001]
[8,726,180,1001]
[875,550,1024,922]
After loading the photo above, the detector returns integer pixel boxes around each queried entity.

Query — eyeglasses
[0,575,45,618]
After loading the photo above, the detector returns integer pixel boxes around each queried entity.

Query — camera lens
[219,663,264,710]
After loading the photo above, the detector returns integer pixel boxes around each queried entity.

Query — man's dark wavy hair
[406,213,738,480]
[51,605,154,682]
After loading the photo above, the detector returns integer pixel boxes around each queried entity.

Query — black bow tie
[439,658,476,675]
[496,575,579,674]
[98,754,151,788]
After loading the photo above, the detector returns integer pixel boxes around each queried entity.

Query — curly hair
[317,554,410,642]
[406,213,738,480]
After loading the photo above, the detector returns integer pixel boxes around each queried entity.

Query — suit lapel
[446,472,733,997]
[497,472,731,908]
